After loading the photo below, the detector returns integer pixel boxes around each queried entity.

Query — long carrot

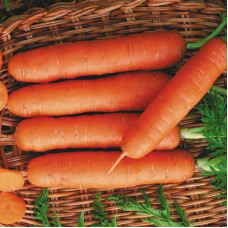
[27,150,194,190]
[109,38,227,173]
[0,192,26,224]
[0,168,24,192]
[8,31,186,83]
[15,113,180,152]
[7,71,169,117]
[0,81,8,111]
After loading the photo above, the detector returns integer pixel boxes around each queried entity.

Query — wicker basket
[0,0,227,227]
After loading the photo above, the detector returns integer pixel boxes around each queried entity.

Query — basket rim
[0,0,227,227]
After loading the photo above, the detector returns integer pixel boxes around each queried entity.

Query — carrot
[27,150,194,189]
[7,71,169,117]
[0,192,26,224]
[0,81,8,111]
[15,113,180,152]
[8,31,186,83]
[109,38,227,172]
[0,168,24,192]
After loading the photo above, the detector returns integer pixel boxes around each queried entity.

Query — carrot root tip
[108,152,126,174]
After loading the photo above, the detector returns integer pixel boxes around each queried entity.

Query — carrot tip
[108,152,126,174]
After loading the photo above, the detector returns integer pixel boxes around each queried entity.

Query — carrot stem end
[187,14,227,49]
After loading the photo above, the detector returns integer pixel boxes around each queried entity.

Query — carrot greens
[187,14,227,49]
[196,90,227,194]
[34,188,51,227]
[0,16,6,23]
[211,85,227,96]
[34,188,62,227]
[221,33,227,42]
[4,0,10,11]
[107,185,192,227]
[34,186,191,227]
[174,200,190,227]
[181,88,227,198]
[77,212,85,227]
[91,192,117,227]
[34,189,116,227]
[78,193,117,227]
[52,211,62,227]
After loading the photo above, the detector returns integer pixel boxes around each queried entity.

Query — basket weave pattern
[0,0,227,227]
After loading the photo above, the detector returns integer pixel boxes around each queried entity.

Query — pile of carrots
[1,53,25,225]
[0,168,25,224]
[0,30,227,225]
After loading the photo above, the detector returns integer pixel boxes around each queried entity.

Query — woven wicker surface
[0,0,227,227]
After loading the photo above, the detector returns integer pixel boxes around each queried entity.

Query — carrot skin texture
[121,38,227,159]
[7,71,169,117]
[8,31,186,83]
[0,192,26,224]
[27,150,194,189]
[0,168,24,192]
[0,81,8,111]
[15,113,180,152]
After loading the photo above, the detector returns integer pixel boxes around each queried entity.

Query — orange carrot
[7,71,169,117]
[0,81,8,111]
[0,192,26,224]
[15,113,180,152]
[8,31,186,83]
[0,168,24,192]
[27,150,194,189]
[109,38,227,172]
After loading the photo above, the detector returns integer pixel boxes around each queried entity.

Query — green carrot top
[187,14,227,49]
